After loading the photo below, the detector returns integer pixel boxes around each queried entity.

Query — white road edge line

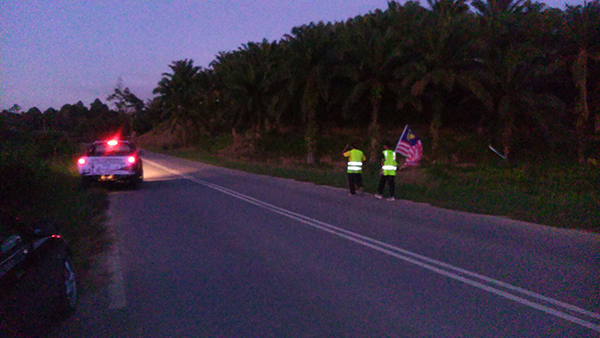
[107,208,127,310]
[145,159,600,332]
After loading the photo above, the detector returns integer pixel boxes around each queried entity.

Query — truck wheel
[130,175,142,189]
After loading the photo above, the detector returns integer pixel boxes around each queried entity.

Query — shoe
[358,187,364,194]
[386,197,395,201]
[374,194,382,200]
[349,193,356,196]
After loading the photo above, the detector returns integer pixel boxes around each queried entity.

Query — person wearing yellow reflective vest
[342,142,366,196]
[374,142,397,201]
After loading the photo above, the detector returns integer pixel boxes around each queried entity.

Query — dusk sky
[1,0,585,112]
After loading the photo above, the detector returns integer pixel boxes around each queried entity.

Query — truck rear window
[89,143,135,156]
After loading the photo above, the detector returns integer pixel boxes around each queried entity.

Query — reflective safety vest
[381,149,397,176]
[347,149,365,173]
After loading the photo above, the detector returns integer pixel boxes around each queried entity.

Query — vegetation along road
[50,152,600,337]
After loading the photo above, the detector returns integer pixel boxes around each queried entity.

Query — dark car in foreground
[77,139,144,189]
[0,215,77,337]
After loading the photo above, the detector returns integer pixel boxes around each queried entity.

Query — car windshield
[90,143,134,156]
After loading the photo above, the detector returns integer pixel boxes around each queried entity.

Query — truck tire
[130,175,142,189]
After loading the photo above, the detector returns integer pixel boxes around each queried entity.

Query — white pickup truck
[77,139,143,188]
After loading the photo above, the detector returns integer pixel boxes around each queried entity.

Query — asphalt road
[50,151,600,337]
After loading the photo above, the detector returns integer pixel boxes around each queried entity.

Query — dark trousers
[347,173,363,195]
[377,175,395,197]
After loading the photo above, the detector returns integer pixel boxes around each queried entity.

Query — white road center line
[145,159,600,332]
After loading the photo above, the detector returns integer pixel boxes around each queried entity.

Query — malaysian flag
[395,125,423,167]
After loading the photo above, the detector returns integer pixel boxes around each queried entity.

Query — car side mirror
[139,150,144,156]
[1,235,21,254]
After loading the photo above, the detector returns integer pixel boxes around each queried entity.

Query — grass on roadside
[395,164,600,231]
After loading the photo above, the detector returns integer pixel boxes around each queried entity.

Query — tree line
[0,83,146,143]
[149,0,600,164]
[4,0,599,164]
[1,100,128,142]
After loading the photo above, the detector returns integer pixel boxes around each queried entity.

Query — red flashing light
[51,234,61,239]
[78,157,86,165]
[127,156,136,164]
[107,140,118,146]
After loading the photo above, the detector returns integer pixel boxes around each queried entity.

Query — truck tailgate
[79,156,132,176]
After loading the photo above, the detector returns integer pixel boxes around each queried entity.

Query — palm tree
[284,22,336,164]
[153,59,206,145]
[472,0,527,16]
[399,0,489,159]
[562,1,600,162]
[471,0,561,159]
[216,41,277,151]
[337,9,405,162]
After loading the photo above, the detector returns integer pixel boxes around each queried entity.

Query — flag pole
[488,144,506,160]
[396,125,409,153]
[400,124,408,140]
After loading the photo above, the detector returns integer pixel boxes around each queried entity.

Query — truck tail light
[78,157,86,165]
